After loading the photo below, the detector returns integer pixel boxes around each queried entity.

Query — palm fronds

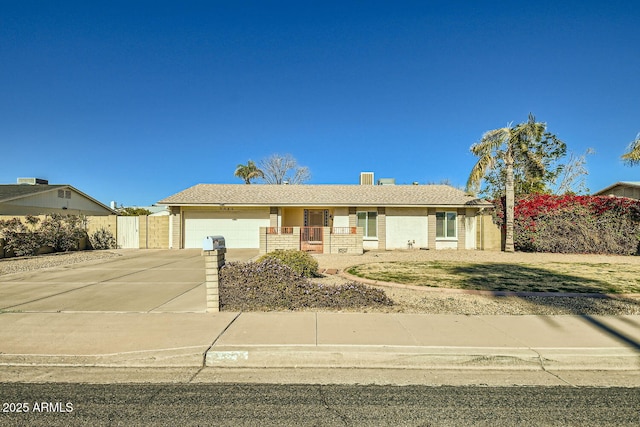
[622,133,640,166]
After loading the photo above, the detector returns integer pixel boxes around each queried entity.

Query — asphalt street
[1,383,638,426]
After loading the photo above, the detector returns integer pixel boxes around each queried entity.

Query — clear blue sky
[1,0,638,206]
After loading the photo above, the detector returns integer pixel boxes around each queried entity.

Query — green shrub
[89,228,117,250]
[257,249,319,277]
[219,258,393,311]
[39,214,86,252]
[0,216,42,256]
[0,214,88,256]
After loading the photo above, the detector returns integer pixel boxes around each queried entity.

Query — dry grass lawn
[346,260,640,294]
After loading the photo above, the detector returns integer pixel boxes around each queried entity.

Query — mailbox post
[203,236,226,313]
[203,235,226,251]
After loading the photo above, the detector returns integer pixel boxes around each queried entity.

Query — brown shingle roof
[158,184,493,207]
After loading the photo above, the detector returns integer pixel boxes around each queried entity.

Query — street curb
[205,345,640,371]
[1,346,637,372]
[0,346,207,368]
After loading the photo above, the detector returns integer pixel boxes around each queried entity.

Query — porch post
[269,207,278,227]
[428,208,436,249]
[377,207,386,250]
[457,208,466,250]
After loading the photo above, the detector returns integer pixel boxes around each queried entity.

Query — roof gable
[0,184,67,203]
[0,184,115,213]
[593,181,640,196]
[158,184,493,207]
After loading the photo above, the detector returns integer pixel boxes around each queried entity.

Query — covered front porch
[260,207,363,254]
[259,226,364,255]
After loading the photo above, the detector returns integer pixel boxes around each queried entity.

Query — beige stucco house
[0,178,114,216]
[158,183,495,253]
[593,181,640,199]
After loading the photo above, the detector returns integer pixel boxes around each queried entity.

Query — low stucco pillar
[203,249,226,313]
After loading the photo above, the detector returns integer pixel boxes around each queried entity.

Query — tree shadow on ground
[446,263,640,351]
[446,263,636,294]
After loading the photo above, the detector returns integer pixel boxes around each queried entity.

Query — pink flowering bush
[493,195,640,254]
[219,258,393,311]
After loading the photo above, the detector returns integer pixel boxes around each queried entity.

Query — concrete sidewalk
[0,312,638,382]
[206,313,640,372]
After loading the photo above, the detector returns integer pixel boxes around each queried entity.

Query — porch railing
[331,227,357,235]
[260,226,363,255]
[266,227,294,235]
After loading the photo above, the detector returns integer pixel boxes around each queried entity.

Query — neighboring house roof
[158,184,493,208]
[0,184,67,202]
[593,181,640,196]
[0,184,115,214]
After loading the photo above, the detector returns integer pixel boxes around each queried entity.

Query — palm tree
[621,133,640,166]
[466,114,550,252]
[234,160,264,184]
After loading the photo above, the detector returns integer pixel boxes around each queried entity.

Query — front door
[308,210,324,227]
[301,210,325,253]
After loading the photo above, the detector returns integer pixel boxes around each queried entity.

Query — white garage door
[385,208,428,249]
[183,209,270,249]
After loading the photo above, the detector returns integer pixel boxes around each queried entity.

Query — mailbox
[203,235,226,251]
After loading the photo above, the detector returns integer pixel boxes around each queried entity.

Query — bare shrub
[219,258,393,311]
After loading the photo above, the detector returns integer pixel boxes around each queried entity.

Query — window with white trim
[436,211,457,239]
[357,211,377,238]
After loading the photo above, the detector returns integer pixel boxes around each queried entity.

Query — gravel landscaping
[0,250,121,276]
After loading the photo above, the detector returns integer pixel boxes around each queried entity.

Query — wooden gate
[117,216,140,249]
[300,227,323,253]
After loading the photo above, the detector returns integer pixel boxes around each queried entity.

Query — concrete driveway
[0,249,258,313]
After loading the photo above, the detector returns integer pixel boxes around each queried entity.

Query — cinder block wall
[138,215,170,249]
[0,214,108,256]
[170,208,181,249]
[326,228,363,254]
[259,227,301,254]
[0,214,172,254]
[86,215,117,237]
[476,213,502,251]
[0,214,46,226]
